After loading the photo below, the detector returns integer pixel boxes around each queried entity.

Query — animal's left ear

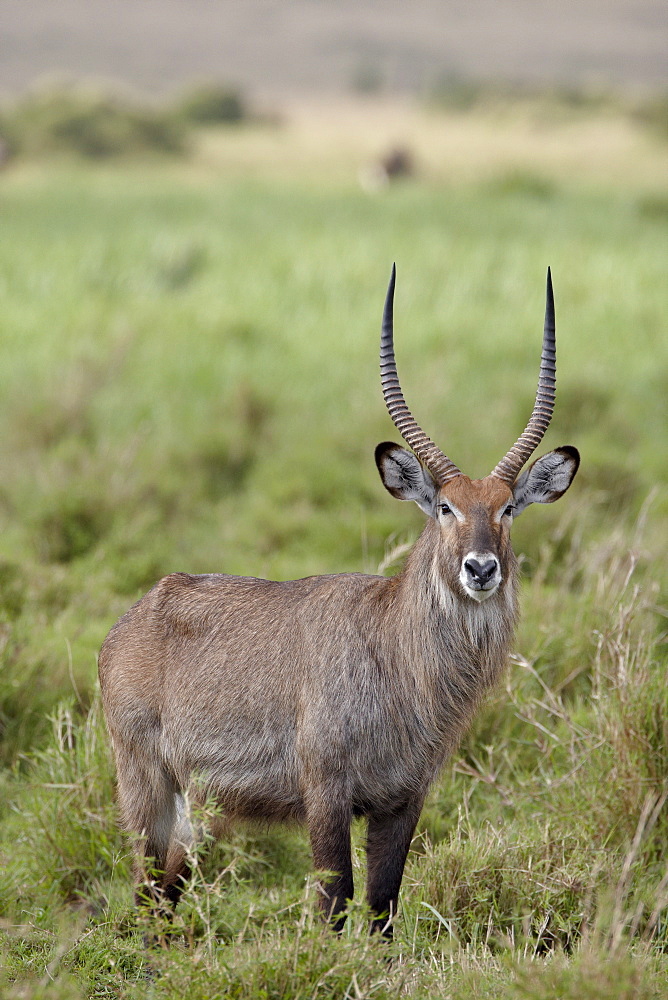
[375,441,438,516]
[512,446,580,517]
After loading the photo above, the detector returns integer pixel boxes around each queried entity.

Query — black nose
[464,557,498,585]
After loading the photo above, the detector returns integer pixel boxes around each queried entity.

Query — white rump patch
[173,792,196,850]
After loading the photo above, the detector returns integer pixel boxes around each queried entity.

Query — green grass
[0,143,666,997]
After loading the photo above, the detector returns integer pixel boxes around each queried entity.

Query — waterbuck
[99,265,579,937]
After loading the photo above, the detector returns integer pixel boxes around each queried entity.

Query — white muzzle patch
[460,551,502,602]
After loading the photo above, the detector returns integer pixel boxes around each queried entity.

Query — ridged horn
[380,264,462,485]
[491,268,557,484]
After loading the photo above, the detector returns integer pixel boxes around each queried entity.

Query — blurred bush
[424,74,668,141]
[629,91,668,140]
[0,80,249,162]
[0,84,186,159]
[175,82,246,124]
[425,72,485,112]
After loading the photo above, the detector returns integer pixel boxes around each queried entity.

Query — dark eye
[440,503,452,516]
[504,505,514,518]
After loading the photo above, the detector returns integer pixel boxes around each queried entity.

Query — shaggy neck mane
[381,519,519,747]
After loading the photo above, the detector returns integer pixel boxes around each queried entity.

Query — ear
[512,446,580,517]
[375,442,437,516]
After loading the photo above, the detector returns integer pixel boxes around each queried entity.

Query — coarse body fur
[99,514,517,932]
[99,266,579,937]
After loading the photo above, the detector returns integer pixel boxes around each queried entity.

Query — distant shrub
[426,72,484,112]
[424,76,668,142]
[34,496,110,563]
[175,83,246,124]
[0,80,254,161]
[636,192,668,220]
[629,92,668,141]
[487,170,557,199]
[0,561,26,621]
[150,239,209,290]
[0,84,186,160]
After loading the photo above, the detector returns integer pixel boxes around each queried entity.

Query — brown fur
[98,253,583,938]
[99,473,521,936]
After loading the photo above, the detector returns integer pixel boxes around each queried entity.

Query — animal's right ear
[375,442,437,516]
[512,446,580,516]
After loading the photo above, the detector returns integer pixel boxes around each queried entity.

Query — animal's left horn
[491,269,557,485]
[380,264,462,485]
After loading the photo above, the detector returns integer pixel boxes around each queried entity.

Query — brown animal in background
[99,265,579,938]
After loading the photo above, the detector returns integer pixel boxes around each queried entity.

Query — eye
[439,503,453,516]
[504,504,514,518]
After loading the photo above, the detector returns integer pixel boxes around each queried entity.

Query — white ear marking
[376,443,437,516]
[513,447,579,516]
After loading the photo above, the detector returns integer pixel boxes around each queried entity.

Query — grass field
[0,101,666,998]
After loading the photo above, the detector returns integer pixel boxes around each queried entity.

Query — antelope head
[376,265,580,603]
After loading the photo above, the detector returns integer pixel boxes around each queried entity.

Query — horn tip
[384,263,397,309]
[545,267,554,311]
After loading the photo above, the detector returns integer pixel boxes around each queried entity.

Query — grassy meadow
[0,99,666,997]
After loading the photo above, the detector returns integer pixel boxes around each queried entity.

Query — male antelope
[99,265,579,937]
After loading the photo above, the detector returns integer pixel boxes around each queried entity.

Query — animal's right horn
[490,269,557,485]
[380,264,462,485]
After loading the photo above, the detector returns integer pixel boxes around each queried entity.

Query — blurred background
[0,4,667,996]
[2,0,667,96]
[1,1,666,180]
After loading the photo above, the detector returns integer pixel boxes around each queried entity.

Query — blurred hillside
[1,0,666,100]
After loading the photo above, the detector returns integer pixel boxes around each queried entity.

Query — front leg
[305,785,354,932]
[366,801,422,938]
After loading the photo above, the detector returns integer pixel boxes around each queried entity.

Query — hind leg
[305,783,354,932]
[160,792,197,909]
[113,746,183,918]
